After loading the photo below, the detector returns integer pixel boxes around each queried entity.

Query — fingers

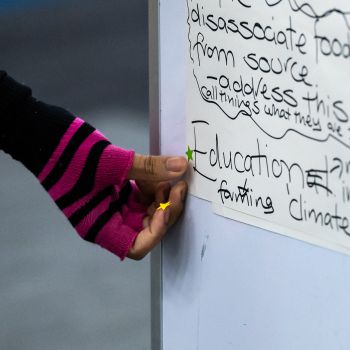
[135,180,158,200]
[155,182,171,207]
[127,208,169,260]
[127,154,188,182]
[147,182,171,216]
[136,180,170,205]
[167,180,187,226]
[127,181,188,260]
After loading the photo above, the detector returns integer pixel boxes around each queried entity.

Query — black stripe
[68,186,112,227]
[42,122,95,191]
[55,140,110,210]
[83,181,133,243]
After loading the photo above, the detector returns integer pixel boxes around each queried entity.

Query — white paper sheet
[186,0,350,253]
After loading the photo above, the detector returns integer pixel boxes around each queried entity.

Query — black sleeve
[0,71,75,176]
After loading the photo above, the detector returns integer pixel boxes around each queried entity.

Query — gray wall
[0,2,151,349]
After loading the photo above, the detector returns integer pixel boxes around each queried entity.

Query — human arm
[0,71,188,260]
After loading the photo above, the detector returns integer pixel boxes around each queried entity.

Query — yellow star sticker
[157,201,171,211]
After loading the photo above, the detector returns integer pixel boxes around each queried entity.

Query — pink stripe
[94,212,138,260]
[38,118,85,182]
[95,145,135,189]
[122,208,145,232]
[54,146,127,217]
[73,194,112,237]
[62,183,114,220]
[63,191,96,219]
[48,129,108,201]
[58,145,133,215]
[71,187,143,259]
[120,182,147,232]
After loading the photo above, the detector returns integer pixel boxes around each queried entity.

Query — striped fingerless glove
[0,72,146,260]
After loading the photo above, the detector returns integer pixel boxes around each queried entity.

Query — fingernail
[164,208,171,225]
[166,157,186,172]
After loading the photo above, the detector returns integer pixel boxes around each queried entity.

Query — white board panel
[157,0,350,349]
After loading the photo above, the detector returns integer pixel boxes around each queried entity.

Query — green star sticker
[186,146,194,161]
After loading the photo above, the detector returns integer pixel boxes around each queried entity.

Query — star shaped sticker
[186,146,194,161]
[157,201,171,211]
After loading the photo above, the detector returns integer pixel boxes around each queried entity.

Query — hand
[126,154,188,260]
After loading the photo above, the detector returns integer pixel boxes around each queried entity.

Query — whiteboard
[150,0,350,349]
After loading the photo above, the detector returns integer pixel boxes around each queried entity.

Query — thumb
[127,154,188,181]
